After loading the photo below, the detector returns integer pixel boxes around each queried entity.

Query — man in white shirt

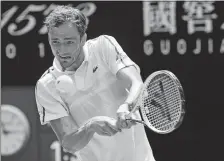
[35,5,155,161]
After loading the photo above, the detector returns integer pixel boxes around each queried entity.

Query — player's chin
[61,59,75,68]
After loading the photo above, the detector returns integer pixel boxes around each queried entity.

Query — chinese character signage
[143,1,224,56]
[143,1,177,36]
[182,1,217,34]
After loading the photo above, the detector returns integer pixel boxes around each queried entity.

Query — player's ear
[48,33,51,45]
[81,33,87,46]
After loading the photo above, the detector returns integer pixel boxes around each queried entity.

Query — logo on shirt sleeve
[116,52,127,62]
[93,65,98,73]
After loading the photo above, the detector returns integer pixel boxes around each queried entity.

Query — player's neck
[66,48,85,72]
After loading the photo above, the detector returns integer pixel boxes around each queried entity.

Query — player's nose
[56,49,70,56]
[60,53,70,57]
[58,45,69,55]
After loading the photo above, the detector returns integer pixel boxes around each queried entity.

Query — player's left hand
[116,103,137,129]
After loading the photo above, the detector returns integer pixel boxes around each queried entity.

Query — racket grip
[126,105,140,119]
[126,118,147,126]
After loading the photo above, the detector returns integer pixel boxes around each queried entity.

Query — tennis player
[35,5,155,161]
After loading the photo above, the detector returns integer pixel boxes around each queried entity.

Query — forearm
[61,120,95,153]
[125,80,143,108]
[116,80,143,128]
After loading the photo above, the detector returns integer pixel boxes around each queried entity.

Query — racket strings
[141,74,182,132]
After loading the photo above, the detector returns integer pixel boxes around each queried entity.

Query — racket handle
[126,105,140,118]
[125,84,144,116]
[126,118,147,126]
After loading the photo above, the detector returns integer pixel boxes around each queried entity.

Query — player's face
[48,22,83,69]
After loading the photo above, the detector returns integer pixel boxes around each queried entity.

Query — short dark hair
[44,5,87,37]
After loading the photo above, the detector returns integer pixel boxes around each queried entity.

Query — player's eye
[51,41,60,45]
[66,41,74,45]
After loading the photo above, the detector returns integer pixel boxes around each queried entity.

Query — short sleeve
[99,35,140,75]
[35,81,69,125]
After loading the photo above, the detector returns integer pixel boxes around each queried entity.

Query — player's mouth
[57,54,72,60]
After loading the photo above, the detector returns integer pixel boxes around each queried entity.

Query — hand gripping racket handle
[126,83,144,115]
[126,118,147,126]
[125,105,147,127]
[125,85,145,125]
[125,83,144,118]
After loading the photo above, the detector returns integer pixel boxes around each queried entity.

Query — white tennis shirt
[35,35,155,161]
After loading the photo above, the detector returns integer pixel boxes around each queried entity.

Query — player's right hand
[90,116,122,136]
[116,103,137,129]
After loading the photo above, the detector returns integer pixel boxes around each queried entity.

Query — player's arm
[49,116,95,153]
[116,66,143,107]
[116,66,143,129]
[50,115,121,153]
[36,74,121,153]
[99,35,143,128]
[35,80,95,153]
[99,35,143,107]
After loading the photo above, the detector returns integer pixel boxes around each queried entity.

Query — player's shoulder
[87,34,116,46]
[36,66,56,89]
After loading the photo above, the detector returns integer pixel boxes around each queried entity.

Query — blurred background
[1,1,224,161]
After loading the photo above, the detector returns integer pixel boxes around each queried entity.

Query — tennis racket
[126,70,185,134]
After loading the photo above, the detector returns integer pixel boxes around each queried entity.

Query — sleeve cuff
[40,113,69,125]
[112,57,141,75]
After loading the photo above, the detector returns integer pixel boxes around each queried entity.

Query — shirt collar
[53,43,89,73]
